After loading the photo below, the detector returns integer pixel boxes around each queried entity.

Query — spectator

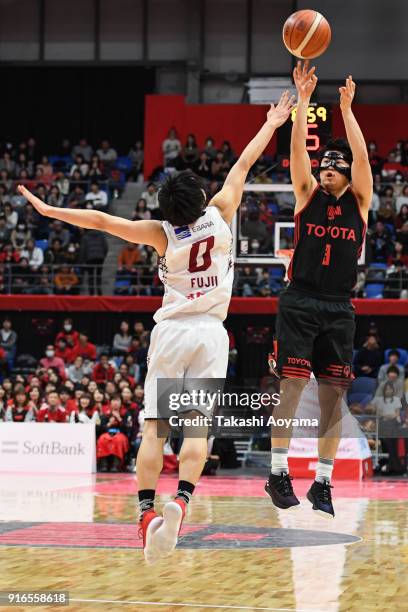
[13,257,32,294]
[54,171,70,196]
[69,154,89,178]
[194,152,211,180]
[378,350,405,383]
[67,355,91,383]
[58,386,77,416]
[128,140,144,180]
[64,242,80,267]
[0,151,16,175]
[70,394,100,424]
[96,140,118,171]
[211,151,230,181]
[123,353,140,383]
[85,182,108,210]
[79,229,108,296]
[54,264,79,295]
[132,198,151,221]
[70,332,97,362]
[113,321,132,356]
[67,185,86,208]
[354,335,383,378]
[140,183,159,212]
[97,395,129,471]
[203,137,217,160]
[36,390,67,422]
[48,221,70,249]
[92,353,115,385]
[10,222,31,251]
[395,205,408,231]
[371,382,405,474]
[369,221,393,263]
[4,202,18,230]
[118,243,141,276]
[40,345,66,378]
[162,128,181,167]
[56,318,80,346]
[376,365,404,399]
[37,156,53,177]
[236,266,258,297]
[0,318,17,360]
[396,185,408,213]
[0,215,10,243]
[182,134,199,167]
[72,138,93,162]
[88,155,106,181]
[5,391,34,422]
[241,210,272,253]
[221,140,235,164]
[387,241,408,267]
[45,239,66,265]
[54,337,74,363]
[47,186,64,208]
[21,238,44,271]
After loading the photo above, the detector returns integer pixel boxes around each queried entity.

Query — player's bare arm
[17,185,168,256]
[339,76,373,218]
[210,90,295,224]
[291,60,319,213]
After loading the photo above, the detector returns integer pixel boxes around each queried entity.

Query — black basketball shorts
[275,285,355,385]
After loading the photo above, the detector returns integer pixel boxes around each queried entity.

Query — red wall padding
[144,95,277,179]
[1,295,407,315]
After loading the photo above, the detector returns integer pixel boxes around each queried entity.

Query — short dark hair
[386,365,400,375]
[158,170,206,226]
[388,349,400,360]
[322,138,353,165]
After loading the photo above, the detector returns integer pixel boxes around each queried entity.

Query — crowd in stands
[0,132,407,298]
[0,316,239,472]
[348,320,408,474]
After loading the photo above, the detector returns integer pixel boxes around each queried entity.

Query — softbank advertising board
[0,423,96,473]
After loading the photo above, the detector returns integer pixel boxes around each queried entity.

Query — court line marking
[70,598,325,611]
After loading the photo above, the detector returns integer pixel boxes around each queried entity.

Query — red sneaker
[153,499,186,557]
[138,509,163,565]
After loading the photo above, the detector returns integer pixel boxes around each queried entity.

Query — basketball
[282,9,331,59]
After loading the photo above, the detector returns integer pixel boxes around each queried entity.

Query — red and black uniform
[276,185,366,383]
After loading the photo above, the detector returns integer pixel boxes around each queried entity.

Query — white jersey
[154,206,234,322]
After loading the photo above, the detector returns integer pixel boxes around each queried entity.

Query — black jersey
[288,184,366,300]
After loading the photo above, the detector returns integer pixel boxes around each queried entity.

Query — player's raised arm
[209,91,295,224]
[339,76,373,216]
[17,185,167,255]
[291,60,318,212]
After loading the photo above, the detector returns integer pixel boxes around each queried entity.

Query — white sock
[271,448,289,476]
[315,458,334,484]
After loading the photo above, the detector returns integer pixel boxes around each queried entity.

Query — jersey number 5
[188,236,215,273]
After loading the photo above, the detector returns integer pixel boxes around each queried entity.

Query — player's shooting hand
[339,75,356,111]
[267,90,296,128]
[17,185,50,217]
[293,60,318,102]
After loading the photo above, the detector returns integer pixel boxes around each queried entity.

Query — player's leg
[307,303,355,518]
[266,288,318,509]
[137,320,183,563]
[155,318,228,556]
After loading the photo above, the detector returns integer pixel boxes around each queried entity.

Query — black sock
[138,489,155,518]
[175,480,195,505]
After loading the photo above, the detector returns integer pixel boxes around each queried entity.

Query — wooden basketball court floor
[0,472,407,612]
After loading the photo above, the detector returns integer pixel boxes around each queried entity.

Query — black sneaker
[264,472,300,510]
[307,480,335,518]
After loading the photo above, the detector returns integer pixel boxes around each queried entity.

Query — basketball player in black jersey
[265,61,373,517]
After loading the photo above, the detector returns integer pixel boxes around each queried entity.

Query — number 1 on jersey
[188,236,215,273]
[322,244,331,266]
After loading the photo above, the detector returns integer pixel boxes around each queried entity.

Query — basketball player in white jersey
[17,90,294,563]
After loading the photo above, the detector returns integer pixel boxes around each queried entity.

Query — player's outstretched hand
[267,90,296,128]
[293,60,317,102]
[339,75,356,111]
[17,184,49,216]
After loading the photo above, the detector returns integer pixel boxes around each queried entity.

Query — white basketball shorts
[144,315,229,419]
